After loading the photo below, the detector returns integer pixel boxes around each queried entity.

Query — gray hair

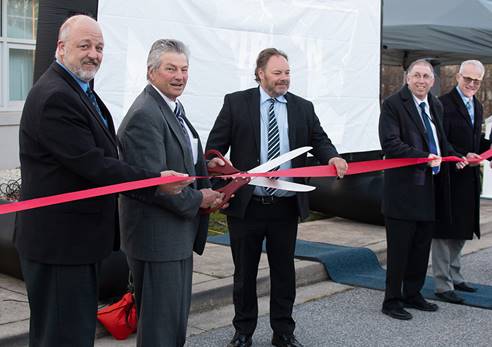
[146,39,189,80]
[406,59,435,77]
[459,60,485,77]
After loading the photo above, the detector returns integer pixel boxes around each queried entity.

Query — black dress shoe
[271,333,303,347]
[403,297,438,312]
[455,282,477,293]
[227,332,252,347]
[381,306,413,320]
[436,291,464,304]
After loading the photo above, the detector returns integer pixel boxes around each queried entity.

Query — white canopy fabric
[96,0,382,154]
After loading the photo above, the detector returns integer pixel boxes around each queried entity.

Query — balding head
[55,15,104,82]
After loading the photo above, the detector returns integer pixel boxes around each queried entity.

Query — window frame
[0,0,37,112]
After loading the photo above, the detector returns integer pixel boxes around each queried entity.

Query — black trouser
[20,257,99,347]
[383,217,434,308]
[227,196,298,336]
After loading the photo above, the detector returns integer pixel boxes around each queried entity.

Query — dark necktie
[419,102,439,175]
[265,98,280,195]
[86,87,108,128]
[174,101,193,155]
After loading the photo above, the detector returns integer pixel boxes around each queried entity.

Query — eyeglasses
[460,74,482,86]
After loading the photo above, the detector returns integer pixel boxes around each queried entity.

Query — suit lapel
[401,86,428,146]
[146,85,195,175]
[472,96,482,135]
[52,63,117,147]
[450,87,473,128]
[284,93,297,150]
[247,88,261,159]
[428,95,445,148]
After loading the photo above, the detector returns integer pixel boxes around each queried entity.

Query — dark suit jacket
[434,87,490,239]
[378,85,460,222]
[117,85,210,261]
[15,62,158,265]
[206,87,339,220]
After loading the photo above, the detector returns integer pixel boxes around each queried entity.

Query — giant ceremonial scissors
[204,146,315,212]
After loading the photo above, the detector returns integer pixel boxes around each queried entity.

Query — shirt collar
[455,85,473,105]
[150,83,178,111]
[259,86,287,104]
[412,94,429,109]
[56,60,90,92]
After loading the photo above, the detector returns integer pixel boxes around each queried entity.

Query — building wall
[0,111,20,169]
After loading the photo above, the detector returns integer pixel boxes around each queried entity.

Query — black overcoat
[434,87,490,239]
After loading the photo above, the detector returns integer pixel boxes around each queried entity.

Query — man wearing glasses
[378,59,465,320]
[432,60,490,304]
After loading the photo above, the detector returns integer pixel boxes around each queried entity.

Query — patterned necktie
[466,100,474,125]
[86,87,108,128]
[419,102,439,175]
[174,101,193,153]
[265,98,280,195]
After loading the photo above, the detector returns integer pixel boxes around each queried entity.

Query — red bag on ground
[97,292,137,340]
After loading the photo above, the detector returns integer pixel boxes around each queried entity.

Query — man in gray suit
[118,39,224,347]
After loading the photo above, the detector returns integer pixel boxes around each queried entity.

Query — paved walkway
[1,199,492,345]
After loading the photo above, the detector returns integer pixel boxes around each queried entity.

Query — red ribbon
[1,149,491,215]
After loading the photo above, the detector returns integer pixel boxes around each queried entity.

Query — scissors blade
[249,177,315,192]
[248,146,312,173]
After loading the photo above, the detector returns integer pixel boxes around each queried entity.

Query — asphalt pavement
[183,247,492,347]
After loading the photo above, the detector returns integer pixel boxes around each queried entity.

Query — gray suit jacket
[117,84,210,262]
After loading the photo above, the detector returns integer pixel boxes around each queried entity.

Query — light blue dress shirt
[254,86,294,197]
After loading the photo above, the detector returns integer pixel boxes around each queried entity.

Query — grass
[207,210,331,235]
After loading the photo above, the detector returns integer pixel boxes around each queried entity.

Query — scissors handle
[205,149,239,175]
[201,176,251,214]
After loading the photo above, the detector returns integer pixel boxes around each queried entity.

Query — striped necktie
[174,101,193,153]
[265,98,280,195]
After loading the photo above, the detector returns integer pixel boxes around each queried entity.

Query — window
[0,0,38,111]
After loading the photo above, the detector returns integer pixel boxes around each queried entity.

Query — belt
[251,195,291,205]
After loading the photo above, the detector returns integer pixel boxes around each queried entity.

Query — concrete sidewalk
[1,199,492,345]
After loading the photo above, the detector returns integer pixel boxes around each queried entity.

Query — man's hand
[199,188,225,209]
[328,157,348,178]
[465,152,482,167]
[207,157,231,169]
[158,170,194,195]
[427,154,442,167]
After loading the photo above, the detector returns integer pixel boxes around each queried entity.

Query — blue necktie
[419,102,439,175]
[86,87,108,128]
[466,100,474,125]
